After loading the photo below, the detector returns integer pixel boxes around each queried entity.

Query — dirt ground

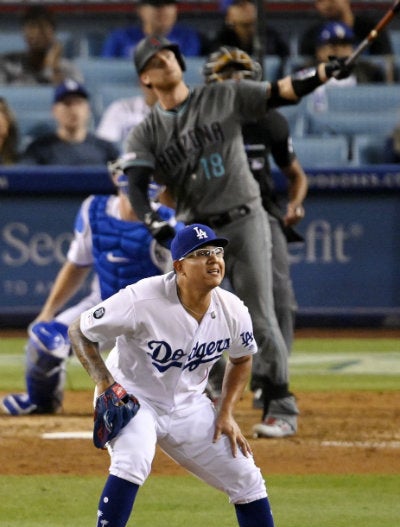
[1,328,399,477]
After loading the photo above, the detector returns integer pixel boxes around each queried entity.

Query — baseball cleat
[2,393,38,415]
[252,417,296,438]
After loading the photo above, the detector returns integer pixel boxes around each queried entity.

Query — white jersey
[96,95,151,146]
[80,272,257,412]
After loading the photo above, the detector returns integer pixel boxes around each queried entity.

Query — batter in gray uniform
[122,35,352,438]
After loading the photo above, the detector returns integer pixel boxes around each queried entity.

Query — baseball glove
[93,382,140,449]
[203,46,262,84]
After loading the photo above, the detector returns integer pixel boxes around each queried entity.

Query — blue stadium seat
[1,86,54,115]
[292,135,349,167]
[78,31,108,58]
[18,112,56,150]
[263,55,282,82]
[93,84,143,122]
[75,58,137,91]
[306,110,399,138]
[351,134,389,166]
[0,31,75,57]
[389,29,400,55]
[313,84,400,113]
[277,100,307,137]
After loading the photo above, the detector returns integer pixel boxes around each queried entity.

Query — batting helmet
[134,35,186,74]
[203,46,262,84]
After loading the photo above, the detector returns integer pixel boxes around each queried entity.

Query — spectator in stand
[101,0,204,58]
[0,98,19,164]
[299,0,392,57]
[21,79,119,165]
[96,82,157,149]
[385,125,400,163]
[210,0,289,59]
[297,22,387,112]
[0,5,82,86]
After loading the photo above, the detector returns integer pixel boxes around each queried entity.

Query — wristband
[291,67,323,98]
[268,81,297,108]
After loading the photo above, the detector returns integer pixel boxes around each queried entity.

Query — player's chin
[205,269,224,286]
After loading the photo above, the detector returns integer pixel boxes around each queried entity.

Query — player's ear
[140,72,151,89]
[173,260,182,274]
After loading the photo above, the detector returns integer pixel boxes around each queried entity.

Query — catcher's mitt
[203,46,262,84]
[93,382,140,449]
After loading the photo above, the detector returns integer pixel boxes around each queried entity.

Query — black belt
[195,205,251,229]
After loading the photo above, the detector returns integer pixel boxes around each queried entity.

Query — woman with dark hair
[0,98,19,164]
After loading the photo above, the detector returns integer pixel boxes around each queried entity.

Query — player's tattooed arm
[213,355,253,458]
[68,317,115,394]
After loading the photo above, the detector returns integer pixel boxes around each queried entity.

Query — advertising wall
[1,166,399,327]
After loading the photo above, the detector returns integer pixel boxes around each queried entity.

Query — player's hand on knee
[214,414,252,458]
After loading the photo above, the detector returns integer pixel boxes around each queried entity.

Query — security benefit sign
[0,196,86,317]
[289,193,400,316]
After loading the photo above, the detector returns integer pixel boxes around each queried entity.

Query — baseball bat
[344,0,400,66]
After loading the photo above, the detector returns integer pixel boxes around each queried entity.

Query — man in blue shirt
[102,0,204,58]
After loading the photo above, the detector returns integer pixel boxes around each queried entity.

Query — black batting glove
[325,56,354,80]
[144,211,176,248]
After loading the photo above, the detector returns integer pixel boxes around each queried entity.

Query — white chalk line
[40,432,400,449]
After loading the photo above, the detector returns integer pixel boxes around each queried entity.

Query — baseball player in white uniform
[68,223,275,527]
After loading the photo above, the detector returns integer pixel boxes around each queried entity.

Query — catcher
[2,159,179,415]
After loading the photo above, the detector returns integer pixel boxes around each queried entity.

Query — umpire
[121,35,352,438]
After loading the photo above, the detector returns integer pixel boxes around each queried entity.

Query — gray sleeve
[123,120,155,169]
[234,80,270,121]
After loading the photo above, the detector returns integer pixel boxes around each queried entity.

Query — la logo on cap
[193,226,208,240]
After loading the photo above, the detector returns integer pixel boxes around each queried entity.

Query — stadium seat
[389,29,400,55]
[312,84,400,113]
[75,58,137,91]
[277,99,307,137]
[263,55,282,81]
[18,112,56,150]
[292,135,349,167]
[306,110,399,138]
[93,84,143,122]
[351,134,390,166]
[78,31,108,58]
[0,31,75,58]
[1,86,54,115]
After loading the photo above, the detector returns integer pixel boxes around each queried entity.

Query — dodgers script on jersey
[124,80,270,221]
[80,272,257,411]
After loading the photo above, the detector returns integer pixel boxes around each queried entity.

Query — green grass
[1,337,399,392]
[0,474,399,527]
[1,336,399,526]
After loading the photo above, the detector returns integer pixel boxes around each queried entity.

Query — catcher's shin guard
[25,320,71,413]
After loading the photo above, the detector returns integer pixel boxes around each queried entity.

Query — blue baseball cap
[317,22,355,46]
[53,79,89,103]
[171,223,229,261]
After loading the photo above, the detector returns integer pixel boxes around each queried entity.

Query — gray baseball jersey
[124,80,269,221]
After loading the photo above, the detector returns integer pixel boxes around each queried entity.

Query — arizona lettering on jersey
[157,121,224,172]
